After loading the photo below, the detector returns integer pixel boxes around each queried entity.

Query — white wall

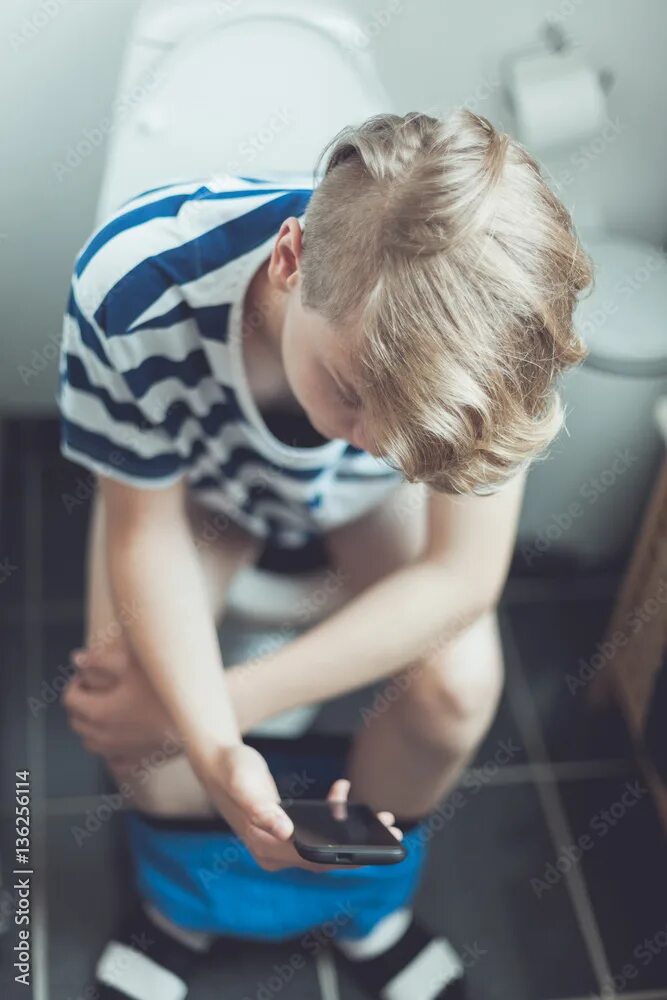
[1,0,666,411]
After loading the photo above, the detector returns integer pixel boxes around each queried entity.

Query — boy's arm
[228,470,527,731]
[98,475,292,841]
[101,475,240,756]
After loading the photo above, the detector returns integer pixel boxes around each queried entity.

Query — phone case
[292,838,407,866]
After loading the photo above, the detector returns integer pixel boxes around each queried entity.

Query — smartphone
[280,798,407,866]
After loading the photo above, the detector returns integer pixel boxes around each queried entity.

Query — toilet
[96,0,393,222]
[96,0,395,733]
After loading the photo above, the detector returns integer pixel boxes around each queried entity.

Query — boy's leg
[324,480,504,818]
[324,482,498,998]
[81,486,263,816]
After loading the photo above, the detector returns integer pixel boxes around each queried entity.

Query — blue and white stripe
[58,174,401,547]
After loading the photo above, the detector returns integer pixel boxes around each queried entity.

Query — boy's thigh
[324,479,429,600]
[183,494,264,621]
[87,489,262,637]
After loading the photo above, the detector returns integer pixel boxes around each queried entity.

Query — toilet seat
[96,1,393,221]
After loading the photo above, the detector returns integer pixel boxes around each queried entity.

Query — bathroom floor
[1,418,666,1000]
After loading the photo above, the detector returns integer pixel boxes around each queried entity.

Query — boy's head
[270,108,594,493]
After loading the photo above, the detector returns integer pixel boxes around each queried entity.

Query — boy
[59,109,592,998]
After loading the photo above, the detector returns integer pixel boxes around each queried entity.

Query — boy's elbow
[451,561,508,624]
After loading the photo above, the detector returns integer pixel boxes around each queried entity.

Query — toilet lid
[101,16,389,216]
[575,232,667,376]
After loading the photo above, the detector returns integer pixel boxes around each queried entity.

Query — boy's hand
[63,646,178,762]
[202,755,402,873]
[63,646,256,760]
[64,650,402,872]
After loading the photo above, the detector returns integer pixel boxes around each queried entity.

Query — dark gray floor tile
[41,621,111,799]
[0,420,29,609]
[331,963,367,1000]
[1,416,90,610]
[559,776,667,995]
[470,683,528,771]
[47,808,129,998]
[504,599,633,764]
[46,808,325,1000]
[413,781,598,1000]
[0,627,28,808]
[191,937,323,999]
[40,447,91,605]
[309,685,377,737]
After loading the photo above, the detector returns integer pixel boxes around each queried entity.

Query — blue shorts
[124,735,429,941]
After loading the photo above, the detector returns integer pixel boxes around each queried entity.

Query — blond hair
[300,109,594,494]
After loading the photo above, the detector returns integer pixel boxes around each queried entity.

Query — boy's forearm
[106,516,241,768]
[228,557,499,731]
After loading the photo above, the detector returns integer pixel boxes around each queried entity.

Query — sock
[93,897,214,1000]
[334,908,467,999]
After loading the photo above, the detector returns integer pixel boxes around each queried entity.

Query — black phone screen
[281,800,398,848]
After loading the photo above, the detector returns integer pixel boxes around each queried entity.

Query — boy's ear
[270,218,304,288]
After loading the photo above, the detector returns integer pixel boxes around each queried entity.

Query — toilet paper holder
[501,20,615,124]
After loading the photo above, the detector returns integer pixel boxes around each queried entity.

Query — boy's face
[281,288,375,452]
[269,217,377,454]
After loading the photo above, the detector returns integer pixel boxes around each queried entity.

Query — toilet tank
[96,0,394,222]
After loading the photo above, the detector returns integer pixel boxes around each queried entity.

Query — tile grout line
[19,758,635,819]
[468,759,633,784]
[315,949,341,1000]
[24,451,49,1000]
[2,599,84,626]
[552,992,667,1000]
[502,575,620,606]
[0,757,636,822]
[500,609,615,998]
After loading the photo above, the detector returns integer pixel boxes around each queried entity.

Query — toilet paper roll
[508,49,607,150]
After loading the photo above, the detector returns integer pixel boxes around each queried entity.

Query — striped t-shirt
[57,173,402,548]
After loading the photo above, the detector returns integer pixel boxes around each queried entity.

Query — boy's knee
[401,615,504,753]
